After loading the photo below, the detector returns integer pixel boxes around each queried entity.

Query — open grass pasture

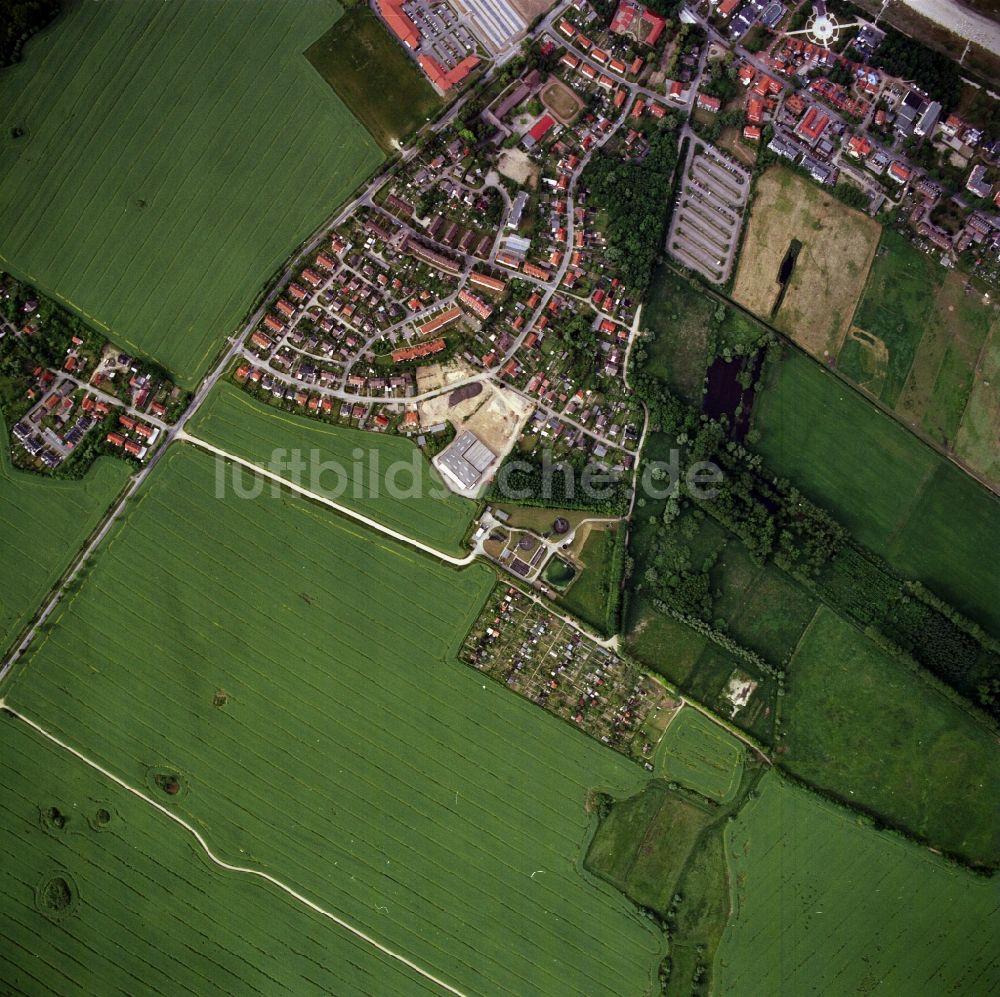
[656,708,744,803]
[305,7,440,152]
[733,168,880,357]
[782,607,1000,866]
[557,525,622,635]
[0,0,381,385]
[4,444,663,996]
[842,229,999,481]
[0,432,127,656]
[754,349,1000,637]
[0,716,440,996]
[187,382,476,554]
[955,319,1000,488]
[716,773,1000,995]
[585,782,716,913]
[640,266,714,403]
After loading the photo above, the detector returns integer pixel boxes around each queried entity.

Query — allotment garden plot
[716,773,1000,996]
[4,444,663,997]
[0,0,381,385]
[0,717,440,996]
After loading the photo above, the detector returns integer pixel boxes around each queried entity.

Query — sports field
[754,350,1000,637]
[782,607,1000,865]
[187,382,476,554]
[0,715,440,996]
[0,433,127,656]
[0,0,381,385]
[306,7,440,152]
[4,444,663,996]
[842,228,999,487]
[733,168,880,357]
[716,773,1000,995]
[656,708,744,803]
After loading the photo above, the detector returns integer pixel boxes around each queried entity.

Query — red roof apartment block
[377,0,420,49]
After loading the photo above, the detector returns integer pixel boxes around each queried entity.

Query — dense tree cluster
[489,449,630,514]
[580,127,680,295]
[870,28,962,111]
[0,0,59,67]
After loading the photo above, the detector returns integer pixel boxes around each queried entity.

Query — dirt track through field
[3,701,468,997]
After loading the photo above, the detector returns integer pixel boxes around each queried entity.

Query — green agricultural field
[716,773,1000,995]
[586,781,716,913]
[754,349,1000,637]
[782,607,1000,865]
[557,526,622,635]
[4,444,663,996]
[0,432,128,656]
[0,716,441,996]
[709,538,818,664]
[955,321,1000,486]
[306,7,440,153]
[656,708,745,803]
[187,382,476,554]
[0,0,381,386]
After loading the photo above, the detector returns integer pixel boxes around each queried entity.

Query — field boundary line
[177,433,477,568]
[2,700,469,997]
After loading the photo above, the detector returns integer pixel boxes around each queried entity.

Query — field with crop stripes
[656,709,744,804]
[4,444,664,996]
[715,773,1000,994]
[188,382,476,554]
[0,0,381,385]
[0,431,128,655]
[0,715,442,996]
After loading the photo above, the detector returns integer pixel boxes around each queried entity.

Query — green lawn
[0,425,128,656]
[187,382,476,554]
[847,228,940,406]
[782,607,1000,866]
[656,708,745,803]
[640,267,714,404]
[557,526,622,635]
[0,0,381,385]
[3,444,663,996]
[306,6,440,152]
[0,715,440,996]
[754,349,1000,637]
[716,773,1000,995]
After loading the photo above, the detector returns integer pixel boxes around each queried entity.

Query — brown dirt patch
[540,77,585,124]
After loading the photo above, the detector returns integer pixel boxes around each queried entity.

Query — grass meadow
[0,425,127,656]
[3,444,664,996]
[557,525,622,636]
[842,228,999,488]
[782,608,1000,866]
[716,773,1000,995]
[0,0,382,385]
[0,716,441,996]
[753,349,1000,637]
[656,708,745,803]
[187,382,476,554]
[306,7,440,152]
[733,168,880,358]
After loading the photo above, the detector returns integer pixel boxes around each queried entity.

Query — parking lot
[668,141,751,284]
[406,0,478,64]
